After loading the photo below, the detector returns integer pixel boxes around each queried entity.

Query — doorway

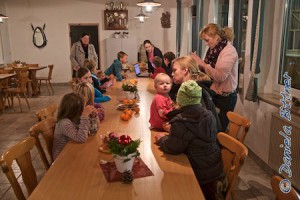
[69,24,100,69]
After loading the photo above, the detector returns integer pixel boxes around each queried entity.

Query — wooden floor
[0,84,275,199]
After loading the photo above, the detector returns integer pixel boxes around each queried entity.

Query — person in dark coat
[155,80,225,200]
[143,40,166,74]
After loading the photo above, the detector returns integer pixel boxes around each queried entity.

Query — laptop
[134,63,150,77]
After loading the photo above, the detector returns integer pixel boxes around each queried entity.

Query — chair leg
[45,81,51,96]
[16,93,22,112]
[23,92,30,110]
[49,80,54,95]
[27,81,33,97]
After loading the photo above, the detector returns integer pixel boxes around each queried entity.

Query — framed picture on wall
[104,10,128,30]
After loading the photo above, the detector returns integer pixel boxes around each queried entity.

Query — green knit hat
[176,80,202,107]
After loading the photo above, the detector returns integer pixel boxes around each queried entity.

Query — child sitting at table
[154,80,225,200]
[77,67,111,103]
[96,70,112,89]
[105,51,128,83]
[84,60,107,94]
[149,73,173,130]
[150,56,166,79]
[163,51,176,78]
[52,93,98,160]
[74,82,105,122]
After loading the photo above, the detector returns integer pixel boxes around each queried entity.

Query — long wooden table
[28,78,204,200]
[4,66,47,96]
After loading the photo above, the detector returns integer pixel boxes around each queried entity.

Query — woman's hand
[190,52,206,68]
[82,105,97,117]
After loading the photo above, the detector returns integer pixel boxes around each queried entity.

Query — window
[216,0,229,27]
[278,0,300,90]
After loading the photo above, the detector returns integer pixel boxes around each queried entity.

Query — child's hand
[82,105,97,117]
[162,122,171,133]
[154,133,167,143]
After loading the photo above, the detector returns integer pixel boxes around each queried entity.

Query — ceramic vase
[114,152,136,173]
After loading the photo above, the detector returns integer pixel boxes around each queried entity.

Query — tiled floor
[0,85,275,199]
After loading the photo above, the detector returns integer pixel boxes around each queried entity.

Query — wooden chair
[0,137,37,200]
[3,71,30,112]
[35,104,57,121]
[29,116,56,169]
[36,65,54,95]
[217,132,248,200]
[270,175,300,200]
[226,111,251,143]
[12,65,33,97]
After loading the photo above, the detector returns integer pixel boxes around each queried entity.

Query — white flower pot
[124,91,135,99]
[114,153,136,173]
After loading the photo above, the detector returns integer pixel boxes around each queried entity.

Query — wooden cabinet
[104,10,128,30]
[105,38,138,67]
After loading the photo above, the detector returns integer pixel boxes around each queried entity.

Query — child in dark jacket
[155,80,225,200]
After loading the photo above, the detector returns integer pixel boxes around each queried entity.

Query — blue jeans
[212,92,237,132]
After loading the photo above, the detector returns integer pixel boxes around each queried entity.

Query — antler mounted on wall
[31,23,47,48]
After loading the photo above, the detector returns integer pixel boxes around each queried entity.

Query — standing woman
[143,40,166,74]
[191,23,238,131]
[70,33,98,78]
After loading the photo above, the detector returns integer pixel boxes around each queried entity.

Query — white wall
[3,0,178,83]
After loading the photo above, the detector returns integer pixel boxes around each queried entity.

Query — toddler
[149,73,173,130]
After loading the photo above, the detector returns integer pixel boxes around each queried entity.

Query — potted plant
[122,79,138,99]
[108,134,141,173]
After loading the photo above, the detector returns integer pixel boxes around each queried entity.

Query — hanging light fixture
[137,0,161,7]
[134,8,149,23]
[0,14,8,19]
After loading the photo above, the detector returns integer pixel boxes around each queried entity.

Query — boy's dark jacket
[157,104,224,185]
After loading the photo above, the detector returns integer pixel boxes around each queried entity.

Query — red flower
[118,135,132,145]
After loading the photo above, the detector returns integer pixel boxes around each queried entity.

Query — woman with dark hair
[143,40,166,74]
[191,23,238,131]
[70,32,98,78]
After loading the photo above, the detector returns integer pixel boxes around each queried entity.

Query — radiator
[268,112,300,190]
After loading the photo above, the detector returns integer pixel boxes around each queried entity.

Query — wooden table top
[4,66,47,72]
[28,78,204,200]
[0,73,16,80]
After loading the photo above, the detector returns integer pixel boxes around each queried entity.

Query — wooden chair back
[226,111,251,143]
[270,175,300,200]
[47,64,54,80]
[7,63,17,68]
[35,104,57,121]
[218,132,248,200]
[29,116,56,169]
[12,66,29,74]
[0,137,37,200]
[17,71,29,92]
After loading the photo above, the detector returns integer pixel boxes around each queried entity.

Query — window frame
[275,0,300,97]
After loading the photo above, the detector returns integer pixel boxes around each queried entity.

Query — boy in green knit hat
[155,80,225,200]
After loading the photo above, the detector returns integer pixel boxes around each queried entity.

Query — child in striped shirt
[52,93,97,160]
